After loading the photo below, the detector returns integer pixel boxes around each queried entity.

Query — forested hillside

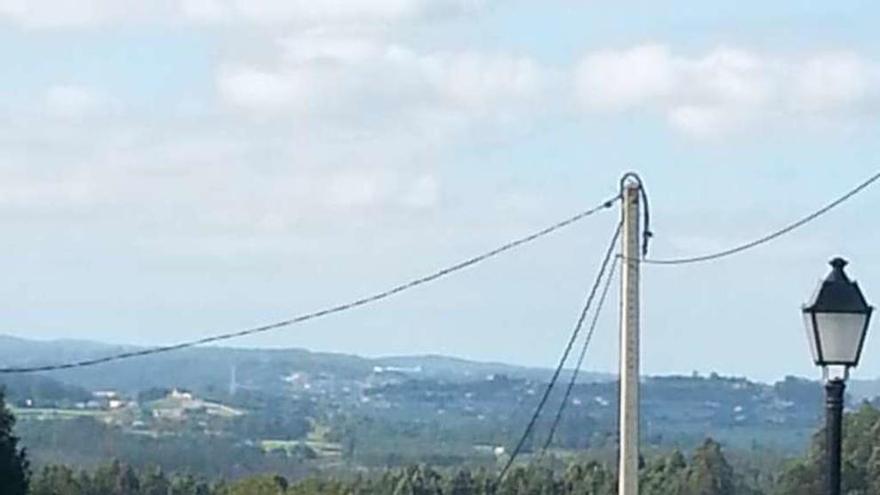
[16,405,880,494]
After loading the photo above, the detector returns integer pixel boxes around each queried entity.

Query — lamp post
[802,257,874,495]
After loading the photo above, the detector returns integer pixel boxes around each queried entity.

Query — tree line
[17,446,748,495]
[4,390,880,494]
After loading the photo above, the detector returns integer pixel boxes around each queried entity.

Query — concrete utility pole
[618,179,641,495]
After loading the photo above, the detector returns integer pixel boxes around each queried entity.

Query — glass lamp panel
[815,312,868,364]
[803,312,820,363]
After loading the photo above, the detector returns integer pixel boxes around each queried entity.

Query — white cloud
[1,0,97,28]
[400,174,438,208]
[575,44,675,110]
[218,33,551,123]
[181,0,480,25]
[574,44,880,137]
[44,85,101,118]
[0,0,485,29]
[0,20,550,252]
[791,52,872,112]
[218,67,315,114]
[689,48,770,106]
[0,106,447,241]
[206,36,546,237]
[0,170,96,208]
[419,50,545,112]
[667,105,746,138]
[0,0,170,28]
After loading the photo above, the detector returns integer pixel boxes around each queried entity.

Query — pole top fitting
[618,171,652,257]
[620,172,643,192]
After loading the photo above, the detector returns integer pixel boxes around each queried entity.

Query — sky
[0,0,878,382]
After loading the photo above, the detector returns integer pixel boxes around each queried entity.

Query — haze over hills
[0,335,615,393]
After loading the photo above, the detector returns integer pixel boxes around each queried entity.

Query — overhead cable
[643,171,880,265]
[541,254,618,453]
[495,220,622,484]
[0,194,620,374]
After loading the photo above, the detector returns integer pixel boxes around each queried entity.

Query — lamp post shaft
[826,378,845,495]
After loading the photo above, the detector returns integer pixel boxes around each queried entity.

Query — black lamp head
[803,257,874,371]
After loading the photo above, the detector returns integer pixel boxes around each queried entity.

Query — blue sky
[0,0,878,382]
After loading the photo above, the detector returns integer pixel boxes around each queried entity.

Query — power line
[495,220,621,484]
[0,195,620,374]
[541,255,618,453]
[643,171,880,265]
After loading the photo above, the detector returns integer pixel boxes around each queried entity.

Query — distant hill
[0,373,91,406]
[0,335,611,394]
[3,334,868,469]
[845,378,880,401]
[376,353,613,383]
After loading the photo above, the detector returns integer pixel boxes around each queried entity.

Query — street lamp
[802,257,873,495]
